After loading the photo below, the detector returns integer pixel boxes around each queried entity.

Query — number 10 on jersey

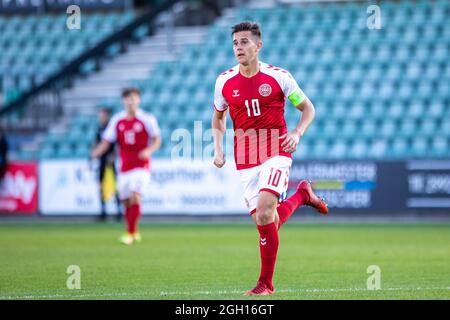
[245,99,261,117]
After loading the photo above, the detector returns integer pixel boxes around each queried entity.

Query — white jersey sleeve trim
[214,65,239,111]
[102,111,126,143]
[260,62,306,105]
[136,110,161,138]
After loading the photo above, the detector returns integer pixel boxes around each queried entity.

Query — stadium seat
[369,139,388,159]
[329,141,347,160]
[430,137,448,158]
[311,140,329,160]
[411,137,429,158]
[39,145,56,159]
[74,143,90,159]
[57,143,74,158]
[390,138,408,159]
[349,140,368,159]
[0,11,134,103]
[379,120,396,138]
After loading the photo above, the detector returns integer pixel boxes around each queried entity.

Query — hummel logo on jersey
[232,90,240,97]
[260,238,267,246]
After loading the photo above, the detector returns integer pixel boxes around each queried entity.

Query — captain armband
[288,89,306,107]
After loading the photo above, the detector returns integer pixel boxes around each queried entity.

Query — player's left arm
[139,135,162,160]
[280,73,315,153]
[139,115,162,160]
[281,96,315,153]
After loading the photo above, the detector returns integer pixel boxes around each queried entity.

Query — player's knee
[132,192,141,205]
[255,203,276,225]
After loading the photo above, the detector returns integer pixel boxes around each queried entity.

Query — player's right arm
[212,75,229,168]
[212,108,227,168]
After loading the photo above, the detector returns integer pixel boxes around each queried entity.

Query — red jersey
[103,110,161,172]
[214,62,306,170]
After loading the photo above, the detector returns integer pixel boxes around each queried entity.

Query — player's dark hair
[231,21,261,39]
[122,87,140,98]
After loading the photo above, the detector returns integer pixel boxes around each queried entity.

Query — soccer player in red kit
[212,22,328,295]
[92,88,161,245]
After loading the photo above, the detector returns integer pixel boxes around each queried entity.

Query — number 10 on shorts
[267,168,282,187]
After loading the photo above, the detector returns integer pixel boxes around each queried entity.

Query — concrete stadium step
[214,8,237,26]
[60,26,208,111]
[59,25,209,117]
[64,81,125,95]
[76,75,132,85]
[88,67,154,81]
[62,99,103,116]
[248,0,277,8]
[109,52,176,67]
[144,33,206,45]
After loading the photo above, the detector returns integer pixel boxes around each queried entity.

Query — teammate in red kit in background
[212,22,329,295]
[92,88,161,245]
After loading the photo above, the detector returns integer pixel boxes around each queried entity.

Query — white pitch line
[0,291,141,300]
[1,287,448,300]
[159,287,450,296]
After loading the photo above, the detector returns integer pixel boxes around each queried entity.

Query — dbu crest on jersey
[133,122,143,132]
[258,84,272,97]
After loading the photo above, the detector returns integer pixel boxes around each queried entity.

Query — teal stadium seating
[19,0,450,159]
[0,12,134,104]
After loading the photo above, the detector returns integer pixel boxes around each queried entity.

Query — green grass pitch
[0,222,449,300]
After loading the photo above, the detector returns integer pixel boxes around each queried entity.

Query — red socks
[253,189,309,289]
[257,222,279,290]
[125,203,141,234]
[277,189,309,229]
